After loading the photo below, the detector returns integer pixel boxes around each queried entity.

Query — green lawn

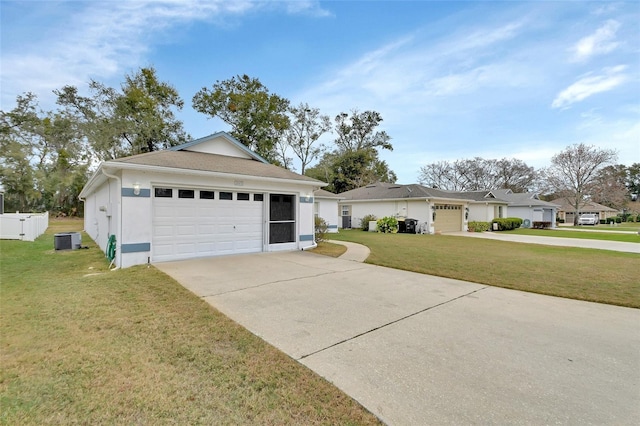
[507,228,640,243]
[328,230,639,308]
[0,220,380,425]
[562,222,640,232]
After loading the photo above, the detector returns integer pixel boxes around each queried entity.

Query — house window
[178,189,194,199]
[269,194,295,244]
[219,192,233,200]
[498,206,504,218]
[200,190,215,199]
[254,194,264,202]
[237,193,250,201]
[341,205,351,216]
[154,188,173,198]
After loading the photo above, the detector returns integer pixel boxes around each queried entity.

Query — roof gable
[169,132,268,163]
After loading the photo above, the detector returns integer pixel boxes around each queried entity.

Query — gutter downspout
[101,168,121,270]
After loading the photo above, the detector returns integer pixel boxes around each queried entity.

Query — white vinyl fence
[0,212,49,241]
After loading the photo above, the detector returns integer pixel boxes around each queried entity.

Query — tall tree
[418,157,538,192]
[334,109,392,153]
[56,66,188,160]
[1,93,89,214]
[192,74,290,162]
[494,158,539,193]
[309,109,394,192]
[625,163,640,196]
[544,143,617,224]
[284,103,331,174]
[590,164,630,209]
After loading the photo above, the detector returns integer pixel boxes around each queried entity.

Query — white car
[577,214,598,225]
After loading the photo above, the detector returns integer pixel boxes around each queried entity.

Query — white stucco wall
[340,200,432,231]
[84,168,318,268]
[84,176,119,253]
[315,198,340,233]
[468,203,508,222]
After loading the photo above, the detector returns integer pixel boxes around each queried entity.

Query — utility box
[54,232,82,250]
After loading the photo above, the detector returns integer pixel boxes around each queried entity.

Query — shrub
[615,217,622,224]
[557,218,565,223]
[315,217,328,242]
[360,214,377,231]
[599,219,607,224]
[467,221,491,232]
[376,216,398,233]
[491,217,523,231]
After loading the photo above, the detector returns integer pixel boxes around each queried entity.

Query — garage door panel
[153,188,264,262]
[435,205,462,233]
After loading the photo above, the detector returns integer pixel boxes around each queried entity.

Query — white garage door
[152,187,264,262]
[434,204,463,232]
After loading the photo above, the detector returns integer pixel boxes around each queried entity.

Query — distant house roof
[314,189,343,199]
[338,182,471,202]
[550,198,618,213]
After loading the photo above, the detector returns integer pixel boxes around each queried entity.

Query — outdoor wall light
[133,182,141,196]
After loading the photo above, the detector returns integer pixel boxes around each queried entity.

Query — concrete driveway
[156,251,640,425]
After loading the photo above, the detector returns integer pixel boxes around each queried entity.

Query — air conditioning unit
[54,232,82,250]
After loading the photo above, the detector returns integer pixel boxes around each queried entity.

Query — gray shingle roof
[110,150,323,184]
[314,189,343,199]
[339,182,467,201]
[550,198,618,212]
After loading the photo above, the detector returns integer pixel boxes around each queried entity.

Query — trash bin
[398,220,407,233]
[405,218,417,234]
[54,232,82,250]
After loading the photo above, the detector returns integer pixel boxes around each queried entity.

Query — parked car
[577,214,599,225]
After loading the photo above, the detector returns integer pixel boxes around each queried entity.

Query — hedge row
[467,221,491,232]
[491,217,523,231]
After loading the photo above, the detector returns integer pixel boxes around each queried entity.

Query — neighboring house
[451,190,510,223]
[313,189,342,233]
[491,189,558,227]
[551,198,619,224]
[80,132,324,268]
[338,182,471,233]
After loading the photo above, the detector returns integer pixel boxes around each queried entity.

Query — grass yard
[0,220,380,425]
[309,241,348,257]
[329,230,639,309]
[507,228,640,243]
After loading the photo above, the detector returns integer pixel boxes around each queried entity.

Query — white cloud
[285,0,332,18]
[571,20,620,62]
[551,65,628,109]
[2,0,329,109]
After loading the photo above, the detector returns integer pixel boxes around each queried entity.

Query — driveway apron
[155,251,640,425]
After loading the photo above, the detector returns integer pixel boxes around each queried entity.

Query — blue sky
[2,0,639,184]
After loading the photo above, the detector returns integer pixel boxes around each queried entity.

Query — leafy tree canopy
[192,74,290,162]
[56,66,188,160]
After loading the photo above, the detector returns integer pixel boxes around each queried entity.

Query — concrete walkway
[330,240,371,262]
[156,252,640,425]
[452,231,640,253]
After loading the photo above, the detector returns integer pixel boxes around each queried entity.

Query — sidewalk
[453,231,640,254]
[330,240,370,262]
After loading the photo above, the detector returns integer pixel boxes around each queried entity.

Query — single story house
[449,190,510,223]
[551,198,619,224]
[489,189,558,227]
[337,182,472,233]
[79,132,325,268]
[337,183,562,233]
[313,189,342,233]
